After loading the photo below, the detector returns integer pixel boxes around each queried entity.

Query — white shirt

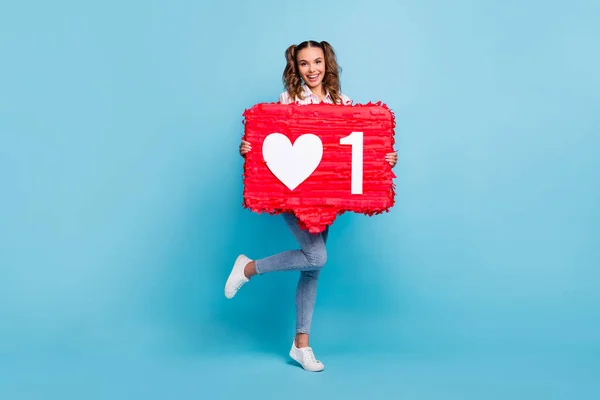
[278,85,352,105]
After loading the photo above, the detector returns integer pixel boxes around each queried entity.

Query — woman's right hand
[239,140,252,157]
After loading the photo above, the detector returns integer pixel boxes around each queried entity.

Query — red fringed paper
[242,102,396,233]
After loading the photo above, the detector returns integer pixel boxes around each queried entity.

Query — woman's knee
[303,246,327,268]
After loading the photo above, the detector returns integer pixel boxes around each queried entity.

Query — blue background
[1,0,599,398]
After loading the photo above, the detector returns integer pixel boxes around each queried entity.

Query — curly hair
[282,40,343,105]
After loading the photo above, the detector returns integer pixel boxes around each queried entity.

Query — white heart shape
[262,133,323,191]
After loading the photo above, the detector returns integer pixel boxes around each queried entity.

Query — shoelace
[234,279,245,290]
[233,271,249,290]
[303,348,319,364]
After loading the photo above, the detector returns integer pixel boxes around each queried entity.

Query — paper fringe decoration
[241,101,396,233]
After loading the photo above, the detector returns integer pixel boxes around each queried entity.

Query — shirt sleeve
[340,94,353,105]
[279,91,291,104]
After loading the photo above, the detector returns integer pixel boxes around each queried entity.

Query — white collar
[302,85,333,103]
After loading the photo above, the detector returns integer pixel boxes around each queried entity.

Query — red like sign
[242,102,396,233]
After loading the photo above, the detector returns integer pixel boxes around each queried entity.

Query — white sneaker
[224,254,251,299]
[289,340,325,372]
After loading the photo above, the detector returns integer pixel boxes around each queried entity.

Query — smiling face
[296,46,326,94]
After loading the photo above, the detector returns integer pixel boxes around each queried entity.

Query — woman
[225,40,398,372]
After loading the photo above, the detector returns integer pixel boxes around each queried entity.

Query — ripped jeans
[254,213,328,334]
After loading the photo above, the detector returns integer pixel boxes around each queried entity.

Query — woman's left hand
[385,151,398,168]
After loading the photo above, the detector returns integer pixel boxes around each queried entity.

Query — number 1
[340,131,363,194]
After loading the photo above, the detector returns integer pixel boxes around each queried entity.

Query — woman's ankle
[295,333,309,348]
[244,261,257,278]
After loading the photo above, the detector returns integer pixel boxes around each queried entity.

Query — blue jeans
[254,213,328,335]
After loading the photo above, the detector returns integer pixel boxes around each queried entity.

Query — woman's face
[296,46,326,91]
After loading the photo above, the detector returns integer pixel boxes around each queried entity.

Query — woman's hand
[385,151,398,168]
[239,140,252,157]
